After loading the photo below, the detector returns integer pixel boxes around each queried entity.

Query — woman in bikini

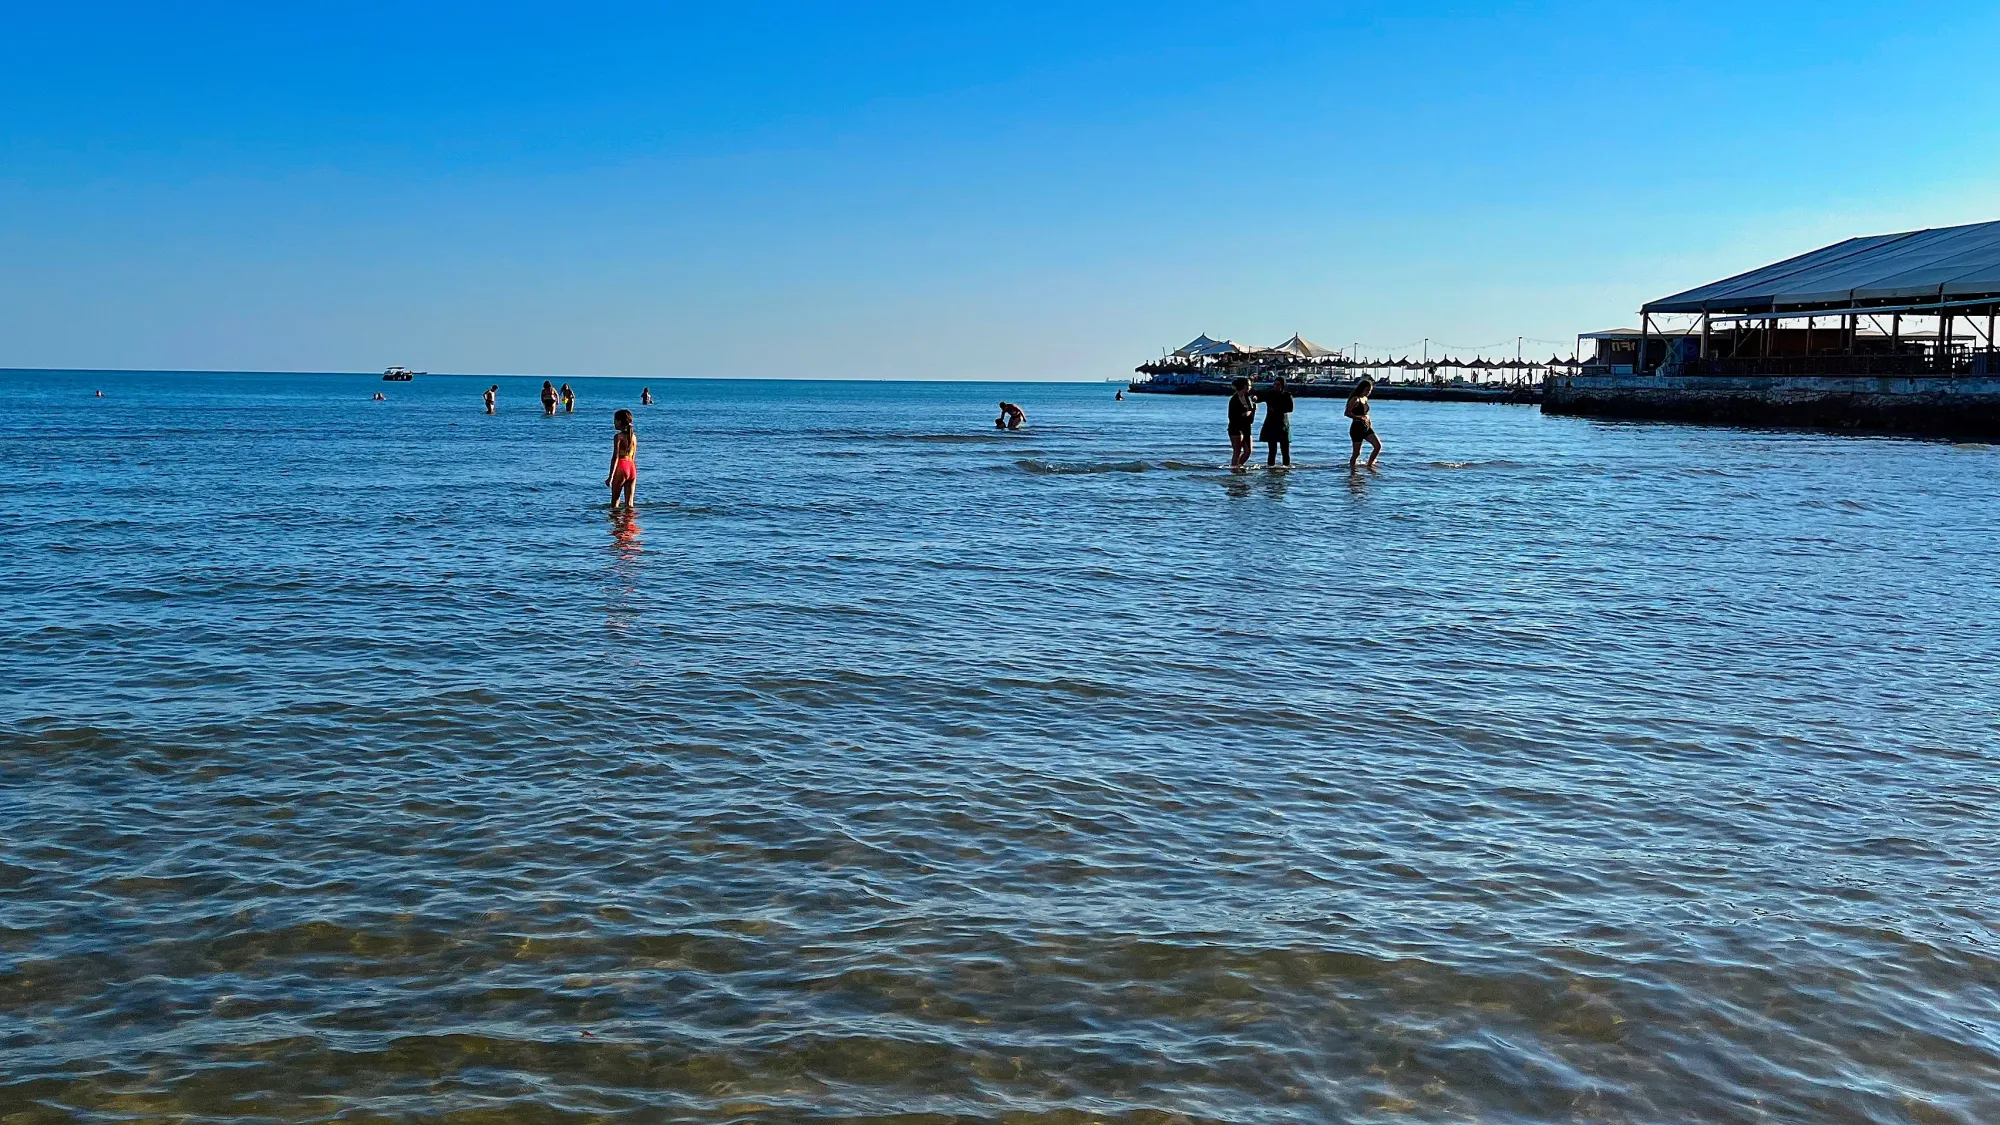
[1346,378,1382,470]
[605,408,638,508]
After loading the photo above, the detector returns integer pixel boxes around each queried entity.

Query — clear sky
[4,2,1998,379]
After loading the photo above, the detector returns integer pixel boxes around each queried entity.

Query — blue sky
[3,1,1997,379]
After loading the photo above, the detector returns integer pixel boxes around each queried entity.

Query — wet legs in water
[1266,438,1291,468]
[1230,430,1252,468]
[609,473,636,510]
[1349,431,1382,471]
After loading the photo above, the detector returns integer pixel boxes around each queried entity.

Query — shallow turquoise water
[2,370,1998,1123]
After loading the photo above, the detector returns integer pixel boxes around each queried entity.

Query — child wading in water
[1346,378,1382,470]
[605,409,638,508]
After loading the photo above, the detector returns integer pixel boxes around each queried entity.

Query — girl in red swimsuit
[605,409,638,508]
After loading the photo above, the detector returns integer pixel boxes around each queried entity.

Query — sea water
[2,370,1997,1122]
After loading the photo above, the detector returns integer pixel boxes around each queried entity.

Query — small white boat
[382,366,422,381]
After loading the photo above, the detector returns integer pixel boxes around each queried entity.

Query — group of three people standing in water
[1227,375,1382,471]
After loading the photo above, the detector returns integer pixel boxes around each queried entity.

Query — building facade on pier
[1547,219,2000,437]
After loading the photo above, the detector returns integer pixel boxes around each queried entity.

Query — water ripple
[2,371,1998,1122]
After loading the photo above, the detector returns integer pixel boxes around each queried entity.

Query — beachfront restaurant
[1576,328,1698,375]
[1616,218,2000,377]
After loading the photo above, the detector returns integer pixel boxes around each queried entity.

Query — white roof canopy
[1172,334,1258,358]
[1645,219,2000,314]
[1270,334,1337,357]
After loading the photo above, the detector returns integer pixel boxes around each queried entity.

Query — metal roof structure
[1580,327,1701,339]
[1643,219,2000,315]
[1582,325,1886,339]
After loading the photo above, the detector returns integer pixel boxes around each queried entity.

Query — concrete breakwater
[1544,373,2000,439]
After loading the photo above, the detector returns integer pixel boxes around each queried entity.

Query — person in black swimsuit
[1346,377,1382,470]
[1227,377,1256,467]
[1259,375,1294,467]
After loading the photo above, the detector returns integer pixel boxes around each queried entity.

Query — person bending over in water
[560,383,575,412]
[1346,378,1382,470]
[605,408,638,508]
[996,401,1026,430]
[541,380,558,415]
[1259,375,1295,467]
[483,385,497,413]
[1227,377,1256,468]
[641,387,653,405]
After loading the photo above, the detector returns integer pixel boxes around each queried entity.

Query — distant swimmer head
[614,408,633,432]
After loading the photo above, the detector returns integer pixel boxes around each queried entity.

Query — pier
[1547,220,2000,438]
[1130,334,1546,403]
[1133,375,1539,404]
[1546,372,2000,437]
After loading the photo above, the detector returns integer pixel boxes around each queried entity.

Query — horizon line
[0,367,1122,385]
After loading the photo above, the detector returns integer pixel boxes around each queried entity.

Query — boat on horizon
[382,366,422,381]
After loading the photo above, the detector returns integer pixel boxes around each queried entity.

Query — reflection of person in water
[996,401,1026,430]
